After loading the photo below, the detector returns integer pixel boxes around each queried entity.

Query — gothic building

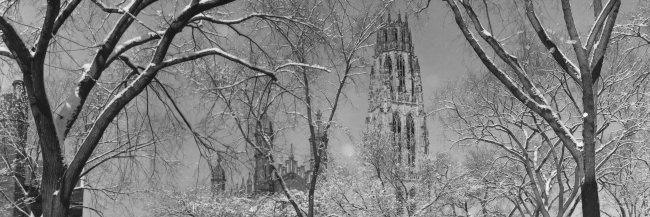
[365,13,430,214]
[275,144,310,192]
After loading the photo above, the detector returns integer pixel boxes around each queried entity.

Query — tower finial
[397,12,402,23]
[387,12,391,23]
[289,143,295,159]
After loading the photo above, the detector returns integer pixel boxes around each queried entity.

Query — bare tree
[408,0,626,215]
[432,1,650,214]
[0,0,294,215]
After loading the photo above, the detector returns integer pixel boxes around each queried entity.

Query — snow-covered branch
[585,0,620,52]
[161,48,277,80]
[0,47,14,59]
[276,62,332,73]
[107,31,164,65]
[523,0,581,85]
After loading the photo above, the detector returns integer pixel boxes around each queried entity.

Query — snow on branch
[107,31,164,65]
[459,0,546,105]
[589,1,620,72]
[0,47,14,59]
[0,17,31,62]
[90,0,124,14]
[585,0,620,53]
[523,0,581,85]
[161,48,277,81]
[445,0,582,162]
[276,62,332,73]
[191,13,319,30]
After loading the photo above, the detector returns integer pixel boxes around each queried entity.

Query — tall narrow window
[392,111,402,162]
[398,57,405,93]
[411,67,416,102]
[406,113,415,166]
[391,111,401,134]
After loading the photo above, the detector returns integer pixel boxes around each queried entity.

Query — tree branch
[523,0,581,85]
[585,0,619,54]
[162,48,276,80]
[52,0,82,36]
[0,17,31,65]
[559,0,589,69]
[445,0,582,163]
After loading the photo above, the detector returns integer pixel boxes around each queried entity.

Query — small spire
[387,12,391,23]
[397,12,402,23]
[289,143,295,159]
[316,110,322,121]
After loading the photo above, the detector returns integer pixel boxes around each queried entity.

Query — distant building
[275,144,310,192]
[212,101,328,195]
[365,13,430,215]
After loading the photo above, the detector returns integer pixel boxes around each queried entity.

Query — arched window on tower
[406,113,415,166]
[397,57,405,93]
[392,28,398,42]
[383,29,388,43]
[391,111,402,162]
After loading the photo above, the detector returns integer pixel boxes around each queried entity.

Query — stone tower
[365,13,430,215]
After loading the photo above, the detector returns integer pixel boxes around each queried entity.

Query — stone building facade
[365,13,431,215]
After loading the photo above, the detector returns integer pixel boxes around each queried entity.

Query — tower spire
[289,143,295,160]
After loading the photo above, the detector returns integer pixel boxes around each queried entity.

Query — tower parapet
[375,13,413,56]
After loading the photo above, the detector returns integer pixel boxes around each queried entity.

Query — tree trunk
[581,62,600,217]
[23,64,70,216]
